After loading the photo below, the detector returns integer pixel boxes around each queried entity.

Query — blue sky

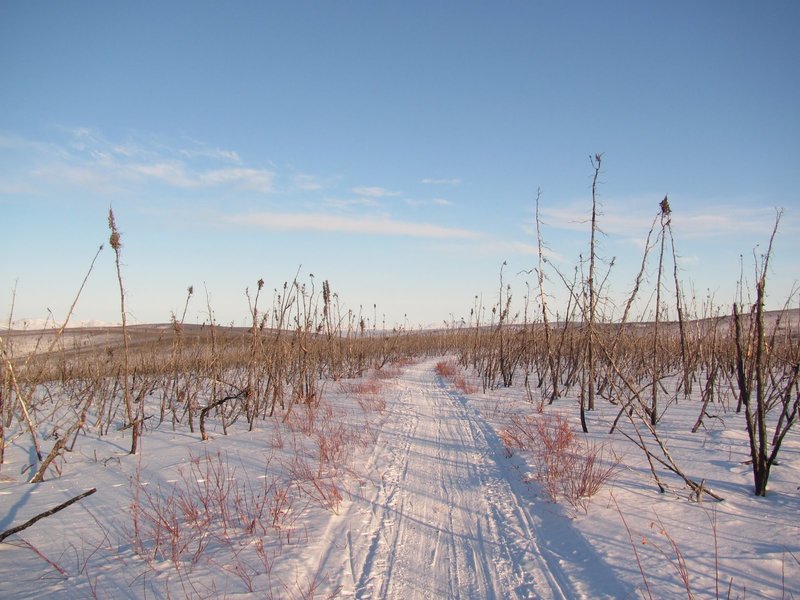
[1,2,798,328]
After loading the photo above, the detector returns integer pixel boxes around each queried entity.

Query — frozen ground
[0,358,797,598]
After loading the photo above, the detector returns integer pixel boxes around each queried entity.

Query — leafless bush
[340,377,387,414]
[500,412,618,511]
[436,359,479,394]
[288,455,344,514]
[340,378,382,396]
[129,449,294,568]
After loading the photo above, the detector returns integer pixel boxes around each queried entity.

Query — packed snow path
[311,360,632,599]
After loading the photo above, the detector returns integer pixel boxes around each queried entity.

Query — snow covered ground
[0,358,797,599]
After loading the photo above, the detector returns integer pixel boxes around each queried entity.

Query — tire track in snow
[312,360,632,599]
[368,396,416,599]
[442,369,638,600]
[303,384,419,598]
[355,361,572,599]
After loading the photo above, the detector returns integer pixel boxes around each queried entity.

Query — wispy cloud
[436,238,554,260]
[326,197,380,210]
[0,132,69,157]
[176,136,241,163]
[474,240,537,256]
[1,128,275,195]
[293,173,324,191]
[197,168,273,192]
[422,178,461,185]
[674,210,788,238]
[539,200,785,240]
[224,211,481,239]
[538,203,651,235]
[31,159,275,194]
[178,146,241,163]
[352,186,401,198]
[403,197,454,208]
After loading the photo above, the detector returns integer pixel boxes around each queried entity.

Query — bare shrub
[339,377,387,414]
[501,412,618,511]
[435,360,458,379]
[373,364,402,380]
[288,455,343,514]
[340,379,382,395]
[436,359,479,394]
[129,448,293,568]
[285,398,358,471]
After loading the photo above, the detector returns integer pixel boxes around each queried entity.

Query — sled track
[311,360,630,599]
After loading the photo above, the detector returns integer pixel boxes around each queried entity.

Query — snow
[0,358,798,599]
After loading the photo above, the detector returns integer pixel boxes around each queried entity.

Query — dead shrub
[129,449,294,567]
[340,378,386,414]
[339,379,383,395]
[436,359,479,394]
[373,365,402,380]
[435,360,458,379]
[288,455,343,514]
[501,412,618,512]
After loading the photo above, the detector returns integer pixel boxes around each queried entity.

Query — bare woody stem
[0,488,97,543]
[108,208,137,454]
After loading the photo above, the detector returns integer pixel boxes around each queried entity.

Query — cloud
[678,254,700,266]
[198,168,274,192]
[0,132,67,157]
[539,203,652,235]
[28,161,129,195]
[539,200,784,240]
[1,128,275,195]
[126,162,194,187]
[32,160,275,194]
[326,197,380,210]
[403,197,454,208]
[66,127,104,152]
[435,238,555,260]
[293,173,323,191]
[422,178,462,185]
[177,138,241,163]
[225,208,539,257]
[474,240,537,256]
[178,147,241,163]
[224,212,481,239]
[673,210,785,238]
[352,186,401,198]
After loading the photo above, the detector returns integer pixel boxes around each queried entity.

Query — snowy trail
[1,353,795,598]
[310,360,631,599]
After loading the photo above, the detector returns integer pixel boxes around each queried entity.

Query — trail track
[310,360,633,599]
